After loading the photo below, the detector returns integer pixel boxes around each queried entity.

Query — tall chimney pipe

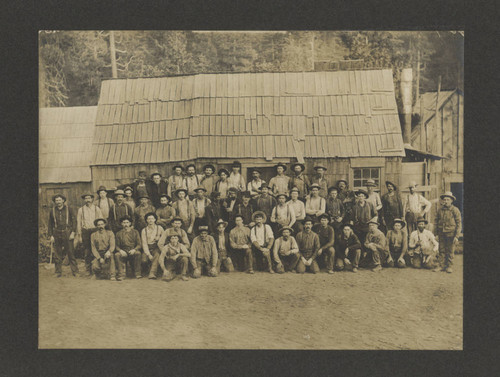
[400,68,413,144]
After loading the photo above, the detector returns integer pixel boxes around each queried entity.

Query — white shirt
[193,198,211,218]
[367,191,382,211]
[248,179,265,195]
[271,204,296,226]
[409,229,439,254]
[228,172,245,191]
[287,199,306,220]
[77,204,103,232]
[305,196,326,215]
[404,193,431,215]
[250,224,274,246]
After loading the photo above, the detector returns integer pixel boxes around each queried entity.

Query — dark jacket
[48,204,77,237]
[206,200,224,234]
[335,232,362,253]
[147,180,168,208]
[435,205,462,237]
[213,231,231,259]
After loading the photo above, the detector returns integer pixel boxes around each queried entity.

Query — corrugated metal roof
[92,70,405,165]
[40,106,97,183]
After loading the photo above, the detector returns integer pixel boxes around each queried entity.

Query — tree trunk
[109,30,118,78]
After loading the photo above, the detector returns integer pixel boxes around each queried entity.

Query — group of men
[47,161,462,280]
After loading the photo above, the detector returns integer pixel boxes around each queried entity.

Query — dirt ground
[39,255,462,349]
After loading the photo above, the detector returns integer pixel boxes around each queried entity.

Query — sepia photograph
[38,30,464,349]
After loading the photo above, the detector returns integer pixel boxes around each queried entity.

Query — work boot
[371,265,382,272]
[116,276,123,281]
[72,272,80,278]
[110,276,116,281]
[148,275,157,280]
[432,266,442,272]
[445,267,453,273]
[248,269,254,274]
[269,269,275,274]
[328,270,334,274]
[352,267,358,273]
[181,275,189,281]
[56,273,62,278]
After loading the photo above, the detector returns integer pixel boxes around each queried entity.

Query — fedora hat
[150,171,162,179]
[416,216,428,225]
[366,179,377,187]
[259,182,270,190]
[174,188,188,196]
[393,218,406,227]
[274,162,287,171]
[368,217,379,226]
[137,194,150,200]
[124,186,133,193]
[144,212,158,222]
[303,216,314,224]
[292,162,306,171]
[337,178,348,185]
[318,213,330,221]
[137,170,148,178]
[186,163,196,170]
[355,189,369,198]
[252,211,267,223]
[52,194,66,202]
[309,183,321,190]
[218,168,230,176]
[231,160,241,168]
[202,164,215,172]
[113,189,126,197]
[314,165,327,171]
[440,191,456,201]
[159,193,171,201]
[81,192,94,199]
[216,219,228,228]
[328,186,339,193]
[194,186,207,193]
[279,226,294,236]
[385,181,398,190]
[198,225,209,233]
[408,181,418,189]
[276,193,288,200]
[93,218,107,226]
[96,185,108,194]
[119,215,133,223]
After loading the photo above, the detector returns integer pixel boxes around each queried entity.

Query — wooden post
[419,94,425,150]
[400,68,413,144]
[109,31,118,78]
[416,50,420,101]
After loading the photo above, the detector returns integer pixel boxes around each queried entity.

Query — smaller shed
[39,106,97,229]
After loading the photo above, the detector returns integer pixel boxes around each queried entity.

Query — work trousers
[438,234,455,268]
[251,245,273,272]
[275,253,300,273]
[232,248,253,272]
[334,248,361,270]
[114,251,141,279]
[405,211,418,235]
[142,244,161,278]
[91,252,115,279]
[161,256,189,281]
[53,229,78,275]
[385,247,410,268]
[81,228,95,273]
[192,259,217,278]
[361,246,388,268]
[216,248,235,273]
[296,258,320,274]
[291,221,304,235]
[318,246,336,271]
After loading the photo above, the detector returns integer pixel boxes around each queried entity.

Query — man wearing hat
[148,171,168,209]
[250,211,275,273]
[311,165,329,198]
[159,234,191,281]
[206,191,224,234]
[335,224,362,272]
[171,188,195,237]
[325,186,345,235]
[90,218,116,280]
[270,193,296,234]
[381,181,404,232]
[289,162,310,199]
[305,183,326,224]
[190,224,218,278]
[234,191,256,228]
[255,183,277,223]
[94,185,114,221]
[215,168,230,199]
[247,169,266,197]
[295,216,321,274]
[200,164,218,196]
[386,218,409,268]
[403,181,431,235]
[352,189,377,246]
[131,171,150,204]
[337,179,355,223]
[222,187,240,230]
[213,219,235,273]
[77,192,103,276]
[141,212,165,279]
[269,163,290,197]
[228,161,246,192]
[409,216,439,269]
[156,194,175,230]
[134,194,156,233]
[158,217,190,251]
[192,187,211,235]
[124,186,136,212]
[434,191,461,273]
[167,165,186,200]
[183,164,202,200]
[287,187,306,235]
[108,189,134,233]
[229,215,253,272]
[365,179,382,213]
[312,213,336,274]
[48,194,79,277]
[272,226,300,273]
[363,217,388,272]
[114,216,142,280]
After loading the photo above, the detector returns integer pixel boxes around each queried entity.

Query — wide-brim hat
[385,181,397,190]
[202,164,215,172]
[292,162,306,171]
[228,187,239,194]
[259,182,269,190]
[150,171,162,179]
[159,193,171,201]
[137,194,150,200]
[172,165,184,171]
[198,225,210,233]
[251,168,262,174]
[393,218,406,227]
[81,192,94,199]
[303,216,314,224]
[194,186,207,193]
[366,179,377,187]
[174,188,188,196]
[440,191,456,201]
[314,165,327,171]
[170,217,184,225]
[408,181,418,188]
[416,216,428,225]
[137,170,148,179]
[124,186,133,193]
[309,183,321,191]
[218,168,230,176]
[96,185,108,194]
[186,164,196,170]
[274,163,287,171]
[241,191,252,198]
[368,217,379,226]
[52,194,67,202]
[216,219,228,228]
[318,213,330,221]
[355,189,369,199]
[279,226,294,236]
[113,189,126,198]
[93,218,107,226]
[276,193,288,200]
[337,178,348,185]
[231,160,241,168]
[328,186,339,193]
[289,187,300,194]
[252,211,267,223]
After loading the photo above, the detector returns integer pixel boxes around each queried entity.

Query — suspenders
[53,205,69,228]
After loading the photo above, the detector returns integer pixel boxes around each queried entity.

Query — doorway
[246,166,276,187]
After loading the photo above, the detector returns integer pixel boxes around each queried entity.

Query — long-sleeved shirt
[312,224,335,249]
[77,204,103,233]
[91,229,115,259]
[190,235,218,267]
[158,227,190,250]
[271,204,296,227]
[94,197,114,219]
[409,229,439,255]
[215,180,230,199]
[206,201,223,234]
[124,198,136,212]
[148,181,168,208]
[235,202,255,226]
[109,202,134,232]
[311,176,329,198]
[352,201,377,232]
[134,204,156,231]
[335,232,362,254]
[287,199,306,220]
[404,193,431,215]
[381,192,404,221]
[141,224,164,255]
[367,191,383,211]
[364,228,388,253]
[48,205,77,236]
[272,236,299,263]
[167,174,186,198]
[229,226,251,249]
[199,175,218,196]
[255,194,277,220]
[156,205,176,228]
[115,228,141,252]
[289,174,311,198]
[250,224,274,248]
[193,197,211,219]
[171,199,195,228]
[326,197,345,219]
[386,229,408,254]
[305,196,326,216]
[247,179,265,196]
[434,205,462,237]
[183,174,202,197]
[269,175,290,196]
[228,172,246,192]
[295,230,321,259]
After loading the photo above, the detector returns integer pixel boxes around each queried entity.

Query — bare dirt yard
[39,255,462,349]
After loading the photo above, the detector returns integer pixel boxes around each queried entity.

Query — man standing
[335,224,362,273]
[134,194,156,233]
[235,191,255,227]
[269,163,290,196]
[337,179,355,224]
[114,216,142,280]
[352,189,377,245]
[124,186,136,212]
[108,189,134,233]
[131,171,150,204]
[250,211,275,273]
[270,193,296,233]
[76,192,103,276]
[156,194,176,230]
[272,227,300,273]
[386,218,408,268]
[228,160,246,192]
[171,188,195,236]
[192,187,211,233]
[229,215,253,273]
[288,162,310,199]
[409,216,439,270]
[247,169,265,197]
[222,187,239,229]
[305,183,326,224]
[254,183,277,222]
[363,218,388,272]
[190,225,218,278]
[94,186,114,222]
[295,217,321,274]
[158,217,190,249]
[141,212,165,279]
[159,234,191,281]
[365,179,382,214]
[48,194,79,277]
[312,213,336,274]
[403,181,431,235]
[148,171,168,209]
[434,191,461,273]
[206,191,224,234]
[215,168,230,199]
[213,219,235,273]
[287,187,306,235]
[183,164,201,200]
[311,165,329,198]
[90,218,116,280]
[381,181,404,232]
[325,186,345,235]
[199,164,218,196]
[167,165,185,200]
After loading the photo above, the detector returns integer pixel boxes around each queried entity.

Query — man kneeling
[159,234,190,281]
[295,217,321,274]
[334,224,362,272]
[190,225,218,278]
[312,213,336,274]
[114,216,142,280]
[272,227,300,273]
[385,218,409,268]
[90,218,116,280]
[409,216,439,269]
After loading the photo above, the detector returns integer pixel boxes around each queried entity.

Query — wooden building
[39,106,97,229]
[90,70,405,196]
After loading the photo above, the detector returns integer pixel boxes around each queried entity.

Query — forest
[39,30,463,110]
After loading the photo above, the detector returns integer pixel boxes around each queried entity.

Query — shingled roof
[92,70,404,165]
[40,106,97,183]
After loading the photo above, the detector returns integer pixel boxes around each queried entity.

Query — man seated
[159,234,191,281]
[190,225,218,278]
[158,217,190,250]
[229,215,253,273]
[270,193,296,234]
[272,227,300,273]
[141,212,165,279]
[334,224,362,273]
[295,216,321,274]
[249,211,275,273]
[312,213,336,274]
[90,218,116,280]
[156,194,175,229]
[385,218,408,268]
[213,219,235,273]
[363,217,388,272]
[114,216,142,280]
[409,216,439,269]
